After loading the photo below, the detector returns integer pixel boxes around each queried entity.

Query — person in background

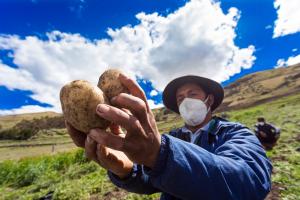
[254,117,280,150]
[66,74,272,200]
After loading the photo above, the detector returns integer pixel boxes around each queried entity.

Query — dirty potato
[60,80,110,133]
[97,69,129,100]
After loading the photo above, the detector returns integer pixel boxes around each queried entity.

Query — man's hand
[88,74,161,168]
[66,121,133,178]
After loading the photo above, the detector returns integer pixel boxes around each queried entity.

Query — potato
[98,69,129,100]
[60,80,110,133]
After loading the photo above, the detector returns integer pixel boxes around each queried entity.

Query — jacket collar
[181,119,213,134]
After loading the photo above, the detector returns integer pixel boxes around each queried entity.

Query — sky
[0,0,300,115]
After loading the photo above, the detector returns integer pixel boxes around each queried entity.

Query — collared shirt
[181,120,212,143]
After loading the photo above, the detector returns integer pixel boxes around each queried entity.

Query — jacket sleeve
[144,125,272,200]
[107,160,161,194]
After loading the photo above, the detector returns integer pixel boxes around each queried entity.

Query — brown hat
[162,75,224,113]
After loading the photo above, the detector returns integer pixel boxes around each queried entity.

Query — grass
[0,112,60,130]
[0,143,77,162]
[0,149,159,200]
[0,93,299,199]
[226,93,300,199]
[0,129,75,161]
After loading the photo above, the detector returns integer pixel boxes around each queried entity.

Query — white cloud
[0,0,256,115]
[265,25,272,30]
[147,100,164,109]
[292,48,298,52]
[275,59,286,68]
[273,0,300,38]
[275,54,300,68]
[150,90,158,97]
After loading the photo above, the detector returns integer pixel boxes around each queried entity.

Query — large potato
[60,80,110,133]
[98,69,129,100]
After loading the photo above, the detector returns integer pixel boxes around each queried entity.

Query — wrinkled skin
[66,74,161,178]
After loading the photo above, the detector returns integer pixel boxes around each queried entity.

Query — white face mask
[179,97,210,127]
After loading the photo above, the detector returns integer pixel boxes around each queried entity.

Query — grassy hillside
[227,93,300,200]
[0,112,61,130]
[0,93,299,200]
[218,63,300,111]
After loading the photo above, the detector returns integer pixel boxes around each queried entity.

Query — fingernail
[119,73,128,79]
[97,104,109,113]
[89,129,97,136]
[88,129,98,140]
[87,136,92,143]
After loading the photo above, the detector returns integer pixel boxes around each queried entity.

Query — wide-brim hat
[162,75,224,113]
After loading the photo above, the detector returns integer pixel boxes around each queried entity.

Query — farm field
[0,93,299,199]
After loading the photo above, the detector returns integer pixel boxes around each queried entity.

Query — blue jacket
[108,117,272,200]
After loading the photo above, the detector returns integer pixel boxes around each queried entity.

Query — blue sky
[0,0,300,115]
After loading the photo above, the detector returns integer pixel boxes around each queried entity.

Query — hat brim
[162,75,224,113]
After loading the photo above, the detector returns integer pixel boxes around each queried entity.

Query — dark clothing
[254,123,280,144]
[108,117,272,200]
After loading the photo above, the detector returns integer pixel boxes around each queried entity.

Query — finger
[119,74,150,111]
[96,145,116,165]
[121,108,133,116]
[96,144,109,167]
[111,93,153,133]
[96,104,144,135]
[96,144,124,172]
[109,123,124,135]
[65,121,86,148]
[89,128,125,151]
[85,136,98,162]
[98,144,109,157]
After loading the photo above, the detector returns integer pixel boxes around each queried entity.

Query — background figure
[254,117,280,150]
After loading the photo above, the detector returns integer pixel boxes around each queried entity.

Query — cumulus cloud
[273,0,300,38]
[0,0,256,114]
[150,90,158,97]
[147,100,164,109]
[275,54,300,68]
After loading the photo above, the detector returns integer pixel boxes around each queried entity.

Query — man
[66,74,272,200]
[254,117,280,150]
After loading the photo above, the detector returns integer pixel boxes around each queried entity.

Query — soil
[265,183,284,200]
[90,188,128,200]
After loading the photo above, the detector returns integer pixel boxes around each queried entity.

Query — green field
[0,93,300,200]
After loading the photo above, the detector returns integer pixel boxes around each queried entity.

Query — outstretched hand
[88,74,161,168]
[66,122,133,178]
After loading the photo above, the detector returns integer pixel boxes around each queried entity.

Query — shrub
[155,111,164,121]
[0,149,89,188]
[0,119,40,140]
[0,115,65,140]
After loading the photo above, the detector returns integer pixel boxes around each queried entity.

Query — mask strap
[204,95,211,111]
[204,95,209,103]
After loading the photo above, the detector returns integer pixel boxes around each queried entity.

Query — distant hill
[217,63,300,111]
[0,112,61,130]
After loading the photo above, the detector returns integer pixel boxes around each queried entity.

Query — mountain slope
[218,63,300,111]
[0,112,61,130]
